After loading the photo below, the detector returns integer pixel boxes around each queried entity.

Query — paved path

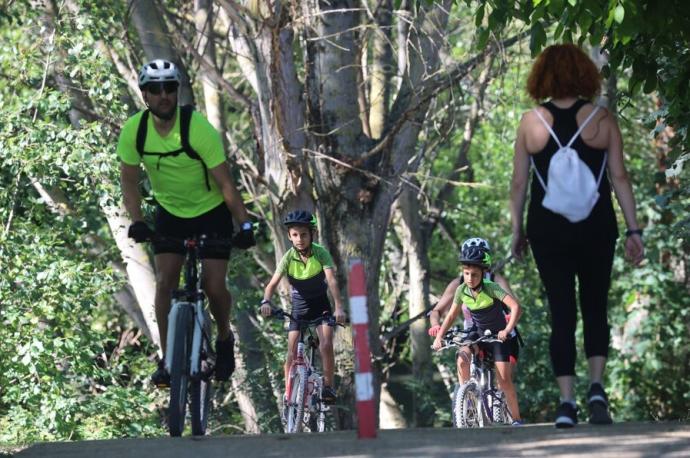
[15,422,690,458]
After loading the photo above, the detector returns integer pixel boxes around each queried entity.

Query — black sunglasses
[146,81,179,95]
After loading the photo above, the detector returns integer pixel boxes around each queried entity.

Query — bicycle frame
[156,235,229,437]
[470,348,504,423]
[440,328,511,427]
[287,331,320,405]
[273,310,338,433]
[164,238,212,380]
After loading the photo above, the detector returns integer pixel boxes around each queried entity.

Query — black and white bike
[437,327,513,428]
[153,235,231,437]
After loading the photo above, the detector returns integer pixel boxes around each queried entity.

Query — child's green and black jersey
[453,280,509,334]
[277,243,334,313]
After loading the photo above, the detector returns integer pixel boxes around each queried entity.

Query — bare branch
[363,33,525,163]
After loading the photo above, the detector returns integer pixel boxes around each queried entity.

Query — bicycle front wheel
[285,366,307,433]
[168,305,192,437]
[492,390,512,425]
[190,349,212,436]
[307,379,326,433]
[455,381,483,428]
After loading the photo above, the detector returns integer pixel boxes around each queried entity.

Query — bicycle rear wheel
[168,305,192,437]
[285,366,307,433]
[455,381,483,428]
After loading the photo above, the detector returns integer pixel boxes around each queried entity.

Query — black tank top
[526,99,618,241]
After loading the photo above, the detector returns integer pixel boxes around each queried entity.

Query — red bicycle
[270,309,342,433]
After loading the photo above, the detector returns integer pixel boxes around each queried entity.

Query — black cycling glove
[128,221,154,243]
[232,222,256,249]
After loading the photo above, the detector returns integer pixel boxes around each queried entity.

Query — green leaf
[530,22,547,56]
[614,4,625,24]
[477,27,490,50]
[475,4,485,27]
[643,75,657,94]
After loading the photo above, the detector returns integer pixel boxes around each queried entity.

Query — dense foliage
[0,0,688,446]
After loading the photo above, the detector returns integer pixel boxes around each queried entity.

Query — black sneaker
[215,332,236,382]
[321,386,336,404]
[587,383,613,425]
[554,402,578,428]
[151,359,170,388]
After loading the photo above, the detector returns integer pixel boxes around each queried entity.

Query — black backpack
[135,104,211,191]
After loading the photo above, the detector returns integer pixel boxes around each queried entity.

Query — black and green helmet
[283,210,317,228]
[459,245,492,269]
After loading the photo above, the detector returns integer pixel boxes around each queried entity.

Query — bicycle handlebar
[141,234,233,251]
[433,328,503,352]
[268,308,346,328]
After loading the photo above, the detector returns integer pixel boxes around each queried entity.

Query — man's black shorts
[153,202,233,259]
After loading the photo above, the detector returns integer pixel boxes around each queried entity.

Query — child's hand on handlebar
[431,337,443,351]
[259,300,273,317]
[497,329,509,341]
[428,325,441,337]
[334,307,346,324]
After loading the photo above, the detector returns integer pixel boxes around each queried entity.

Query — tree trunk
[43,0,160,346]
[379,382,407,429]
[368,0,393,139]
[128,0,194,105]
[395,192,433,426]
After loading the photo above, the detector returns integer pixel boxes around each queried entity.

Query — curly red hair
[526,44,602,101]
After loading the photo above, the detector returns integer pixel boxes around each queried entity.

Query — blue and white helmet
[138,59,181,88]
[462,237,491,253]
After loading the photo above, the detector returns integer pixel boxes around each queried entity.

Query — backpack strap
[533,107,563,148]
[530,105,604,193]
[530,155,548,191]
[135,106,211,191]
[531,107,558,192]
[565,105,600,148]
[135,109,150,157]
[179,105,211,191]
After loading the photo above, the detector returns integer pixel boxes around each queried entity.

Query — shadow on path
[16,421,690,458]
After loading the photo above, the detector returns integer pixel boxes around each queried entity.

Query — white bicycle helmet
[138,59,181,88]
[461,237,491,252]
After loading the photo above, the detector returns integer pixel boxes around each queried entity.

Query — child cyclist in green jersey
[429,237,522,383]
[432,244,523,425]
[260,210,346,403]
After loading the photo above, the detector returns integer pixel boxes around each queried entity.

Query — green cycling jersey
[116,107,226,218]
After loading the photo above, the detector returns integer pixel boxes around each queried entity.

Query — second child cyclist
[432,244,523,424]
[260,210,346,404]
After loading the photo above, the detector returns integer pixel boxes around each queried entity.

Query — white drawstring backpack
[531,106,608,223]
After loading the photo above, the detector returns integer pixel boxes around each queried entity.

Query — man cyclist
[117,59,255,387]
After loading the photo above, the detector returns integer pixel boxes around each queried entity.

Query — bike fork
[190,299,205,378]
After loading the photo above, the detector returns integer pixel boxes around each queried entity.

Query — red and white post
[348,258,376,439]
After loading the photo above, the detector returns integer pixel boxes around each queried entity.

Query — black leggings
[530,234,616,377]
